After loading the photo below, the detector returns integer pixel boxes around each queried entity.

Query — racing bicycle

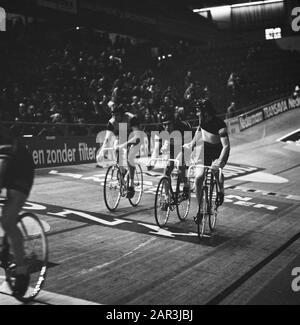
[187,164,223,240]
[103,147,143,211]
[153,158,191,227]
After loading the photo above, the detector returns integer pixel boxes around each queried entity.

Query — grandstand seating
[1,19,300,136]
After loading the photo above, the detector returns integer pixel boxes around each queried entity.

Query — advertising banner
[262,98,289,120]
[287,95,300,110]
[21,136,99,168]
[262,96,300,121]
[238,108,264,131]
[22,134,150,169]
[225,116,240,134]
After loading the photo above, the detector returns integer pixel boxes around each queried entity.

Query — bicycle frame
[148,157,180,198]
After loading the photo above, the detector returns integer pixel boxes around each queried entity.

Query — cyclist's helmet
[129,115,140,128]
[200,98,216,116]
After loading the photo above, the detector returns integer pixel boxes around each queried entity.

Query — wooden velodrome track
[1,108,300,305]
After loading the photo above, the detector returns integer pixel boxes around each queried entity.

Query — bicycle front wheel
[128,164,143,207]
[5,212,48,303]
[197,188,208,240]
[209,180,218,231]
[176,175,191,221]
[154,177,171,227]
[104,165,121,211]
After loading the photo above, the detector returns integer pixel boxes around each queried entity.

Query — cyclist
[160,109,192,200]
[184,98,230,217]
[100,102,140,199]
[0,125,35,296]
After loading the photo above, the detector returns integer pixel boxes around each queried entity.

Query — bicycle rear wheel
[154,177,171,227]
[104,165,121,211]
[176,175,191,221]
[197,188,209,240]
[5,212,48,303]
[209,179,218,231]
[128,164,143,207]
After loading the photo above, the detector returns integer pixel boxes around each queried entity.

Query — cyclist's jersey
[199,116,228,143]
[164,119,192,163]
[170,120,192,147]
[0,127,35,195]
[106,116,140,147]
[197,116,228,166]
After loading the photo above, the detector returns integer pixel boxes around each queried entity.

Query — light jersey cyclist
[184,99,230,216]
[0,125,35,296]
[159,111,192,199]
[101,104,141,199]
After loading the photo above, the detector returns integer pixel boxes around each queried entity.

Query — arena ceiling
[185,0,258,9]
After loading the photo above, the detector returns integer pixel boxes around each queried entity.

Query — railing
[0,120,170,138]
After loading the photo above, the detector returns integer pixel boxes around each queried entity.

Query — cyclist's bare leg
[164,162,174,194]
[116,146,127,181]
[175,152,187,186]
[128,164,135,187]
[195,167,205,212]
[147,135,160,169]
[1,189,27,275]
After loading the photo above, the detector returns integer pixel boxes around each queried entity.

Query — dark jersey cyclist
[159,110,192,197]
[185,99,230,211]
[0,126,35,296]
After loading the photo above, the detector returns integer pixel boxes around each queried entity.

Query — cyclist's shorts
[204,142,224,166]
[3,149,35,196]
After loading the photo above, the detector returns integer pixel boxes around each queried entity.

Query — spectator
[226,102,236,119]
[293,85,300,99]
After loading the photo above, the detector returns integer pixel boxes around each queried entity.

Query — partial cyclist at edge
[159,107,192,201]
[0,125,35,296]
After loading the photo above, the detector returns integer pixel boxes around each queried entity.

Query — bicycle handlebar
[148,158,180,169]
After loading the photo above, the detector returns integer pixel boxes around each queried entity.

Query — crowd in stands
[1,17,300,136]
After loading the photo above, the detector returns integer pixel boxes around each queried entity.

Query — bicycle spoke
[128,165,143,207]
[104,166,121,211]
[155,177,171,227]
[209,180,219,231]
[176,178,191,221]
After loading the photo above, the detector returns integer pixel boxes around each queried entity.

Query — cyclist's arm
[102,130,114,148]
[216,128,230,168]
[118,127,140,149]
